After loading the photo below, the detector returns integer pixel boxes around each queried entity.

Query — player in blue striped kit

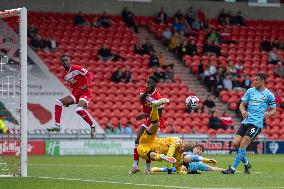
[222,73,277,174]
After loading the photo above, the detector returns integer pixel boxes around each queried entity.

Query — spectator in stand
[96,11,111,28]
[178,40,188,58]
[97,44,114,61]
[49,36,58,52]
[28,24,38,38]
[121,65,133,83]
[209,62,217,75]
[274,62,284,78]
[198,60,205,80]
[209,111,227,130]
[124,121,134,134]
[230,11,244,26]
[112,68,123,83]
[41,36,51,52]
[220,111,234,129]
[212,41,221,57]
[223,74,233,90]
[202,39,213,56]
[226,60,237,76]
[187,39,198,56]
[142,38,154,55]
[121,7,138,33]
[185,6,196,25]
[219,28,237,45]
[153,67,166,82]
[113,121,123,134]
[197,9,206,27]
[232,75,244,91]
[134,40,144,55]
[156,7,167,24]
[105,121,114,134]
[149,51,160,67]
[158,52,173,69]
[164,66,175,82]
[213,74,224,96]
[169,31,181,51]
[203,65,211,84]
[268,47,283,65]
[173,9,183,21]
[235,60,244,75]
[162,27,172,49]
[74,11,85,26]
[242,74,251,90]
[261,37,272,52]
[173,18,186,33]
[203,95,216,113]
[30,34,42,51]
[218,8,229,25]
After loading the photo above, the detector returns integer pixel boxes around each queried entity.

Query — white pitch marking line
[28,176,284,189]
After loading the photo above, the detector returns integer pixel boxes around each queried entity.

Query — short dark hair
[255,73,267,82]
[194,144,205,152]
[60,54,68,61]
[148,76,158,83]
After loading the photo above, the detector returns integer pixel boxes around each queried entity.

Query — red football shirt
[140,88,163,114]
[63,64,90,95]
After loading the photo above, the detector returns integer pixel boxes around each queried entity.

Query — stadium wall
[1,0,284,20]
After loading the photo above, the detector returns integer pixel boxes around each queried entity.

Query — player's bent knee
[240,136,252,148]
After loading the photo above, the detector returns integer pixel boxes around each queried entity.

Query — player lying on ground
[47,55,96,137]
[151,144,225,174]
[137,97,194,174]
[222,73,277,174]
[130,76,165,174]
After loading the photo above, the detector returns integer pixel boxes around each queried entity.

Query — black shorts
[236,124,262,140]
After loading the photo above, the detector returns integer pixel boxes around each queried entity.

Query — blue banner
[264,141,284,154]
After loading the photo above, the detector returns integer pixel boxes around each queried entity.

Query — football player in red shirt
[47,55,96,137]
[129,76,166,174]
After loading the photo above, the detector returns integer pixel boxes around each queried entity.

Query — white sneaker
[151,98,170,107]
[160,154,176,163]
[47,124,61,132]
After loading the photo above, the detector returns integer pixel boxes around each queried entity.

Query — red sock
[76,107,93,126]
[55,100,63,125]
[134,147,139,161]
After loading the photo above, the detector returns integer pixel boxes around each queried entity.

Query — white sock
[133,160,139,168]
[146,163,151,170]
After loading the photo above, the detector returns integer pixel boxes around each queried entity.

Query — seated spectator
[274,62,284,78]
[261,37,272,52]
[268,47,283,65]
[164,66,175,82]
[149,51,160,67]
[124,121,134,134]
[49,36,58,52]
[187,39,198,56]
[223,74,233,90]
[242,74,251,90]
[156,7,167,24]
[197,9,206,26]
[209,111,227,130]
[158,52,174,69]
[219,28,237,45]
[230,11,244,26]
[162,27,172,48]
[173,9,183,21]
[153,67,166,82]
[97,45,114,61]
[121,7,138,33]
[121,66,133,83]
[112,68,122,83]
[99,11,111,28]
[232,75,244,91]
[142,38,154,54]
[178,40,188,58]
[218,8,229,25]
[105,121,114,134]
[173,18,186,33]
[198,60,205,80]
[185,6,196,25]
[203,95,216,113]
[209,62,217,75]
[220,111,234,129]
[113,121,123,134]
[30,34,42,51]
[191,19,202,31]
[27,24,38,38]
[226,60,237,76]
[169,31,181,51]
[134,40,144,55]
[235,61,244,75]
[41,36,51,51]
[213,74,224,96]
[74,11,85,26]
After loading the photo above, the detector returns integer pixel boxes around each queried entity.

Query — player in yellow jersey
[0,116,8,134]
[137,98,194,174]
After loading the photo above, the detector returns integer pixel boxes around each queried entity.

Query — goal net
[0,8,27,177]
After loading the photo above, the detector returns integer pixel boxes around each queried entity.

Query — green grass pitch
[0,154,284,189]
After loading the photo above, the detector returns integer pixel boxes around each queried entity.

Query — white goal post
[0,7,27,177]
